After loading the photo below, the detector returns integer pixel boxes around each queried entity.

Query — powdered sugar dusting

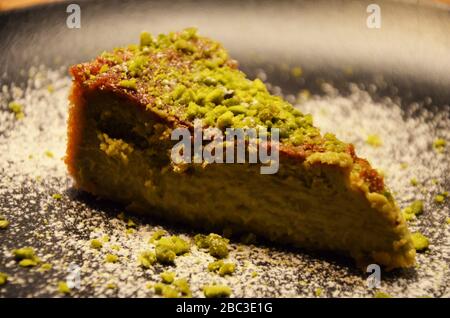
[0,67,448,297]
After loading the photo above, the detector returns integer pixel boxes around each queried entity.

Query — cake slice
[66,28,415,269]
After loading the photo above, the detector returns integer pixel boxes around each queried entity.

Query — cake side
[66,29,415,269]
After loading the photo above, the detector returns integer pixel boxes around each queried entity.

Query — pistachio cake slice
[66,28,415,269]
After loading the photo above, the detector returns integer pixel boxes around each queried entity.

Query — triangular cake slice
[66,28,415,269]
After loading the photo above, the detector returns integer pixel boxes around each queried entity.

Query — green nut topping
[203,284,232,298]
[208,260,236,276]
[0,272,8,286]
[160,271,175,284]
[58,281,71,295]
[433,138,446,153]
[194,233,229,258]
[138,251,156,268]
[402,200,424,221]
[13,247,40,267]
[411,232,429,251]
[8,101,24,120]
[105,253,119,263]
[155,236,190,264]
[154,278,191,298]
[0,216,9,229]
[90,239,103,249]
[374,291,391,298]
[82,28,347,153]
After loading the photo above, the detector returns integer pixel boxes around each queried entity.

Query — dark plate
[0,0,449,298]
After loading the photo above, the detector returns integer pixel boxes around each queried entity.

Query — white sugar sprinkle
[0,66,448,298]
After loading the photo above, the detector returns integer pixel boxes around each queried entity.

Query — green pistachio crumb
[118,79,137,90]
[435,192,447,204]
[105,253,119,263]
[291,66,303,78]
[208,260,235,276]
[98,64,109,74]
[126,218,137,228]
[366,134,382,147]
[13,247,40,266]
[315,288,323,297]
[38,263,53,272]
[0,272,8,286]
[160,271,175,284]
[411,232,429,251]
[140,31,154,47]
[446,218,450,225]
[195,233,229,258]
[138,251,156,268]
[58,281,71,295]
[149,229,167,243]
[155,236,190,264]
[44,150,54,158]
[126,228,135,234]
[19,259,39,267]
[402,200,424,221]
[102,235,110,242]
[8,102,24,120]
[374,291,391,298]
[251,271,258,278]
[0,218,9,229]
[52,193,62,200]
[90,239,103,249]
[203,285,231,298]
[410,178,419,186]
[433,138,446,153]
[173,278,191,297]
[154,283,180,298]
[106,282,117,289]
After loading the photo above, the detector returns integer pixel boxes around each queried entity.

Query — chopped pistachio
[38,263,53,272]
[138,251,156,268]
[0,272,8,286]
[194,233,229,259]
[102,235,110,242]
[433,138,446,153]
[105,253,119,263]
[366,134,382,147]
[140,31,154,47]
[435,192,448,204]
[58,281,71,295]
[173,278,191,297]
[203,285,231,298]
[43,150,54,158]
[13,247,39,262]
[90,239,103,249]
[155,236,190,264]
[126,228,135,234]
[126,218,137,228]
[19,259,39,267]
[446,218,450,225]
[149,229,167,243]
[411,232,429,251]
[208,260,236,276]
[106,282,117,289]
[410,178,419,186]
[47,84,55,93]
[160,271,175,284]
[118,79,137,90]
[315,288,323,297]
[290,66,302,78]
[52,193,62,200]
[8,101,24,120]
[402,200,424,221]
[154,283,179,298]
[251,271,258,278]
[374,291,391,298]
[0,218,9,229]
